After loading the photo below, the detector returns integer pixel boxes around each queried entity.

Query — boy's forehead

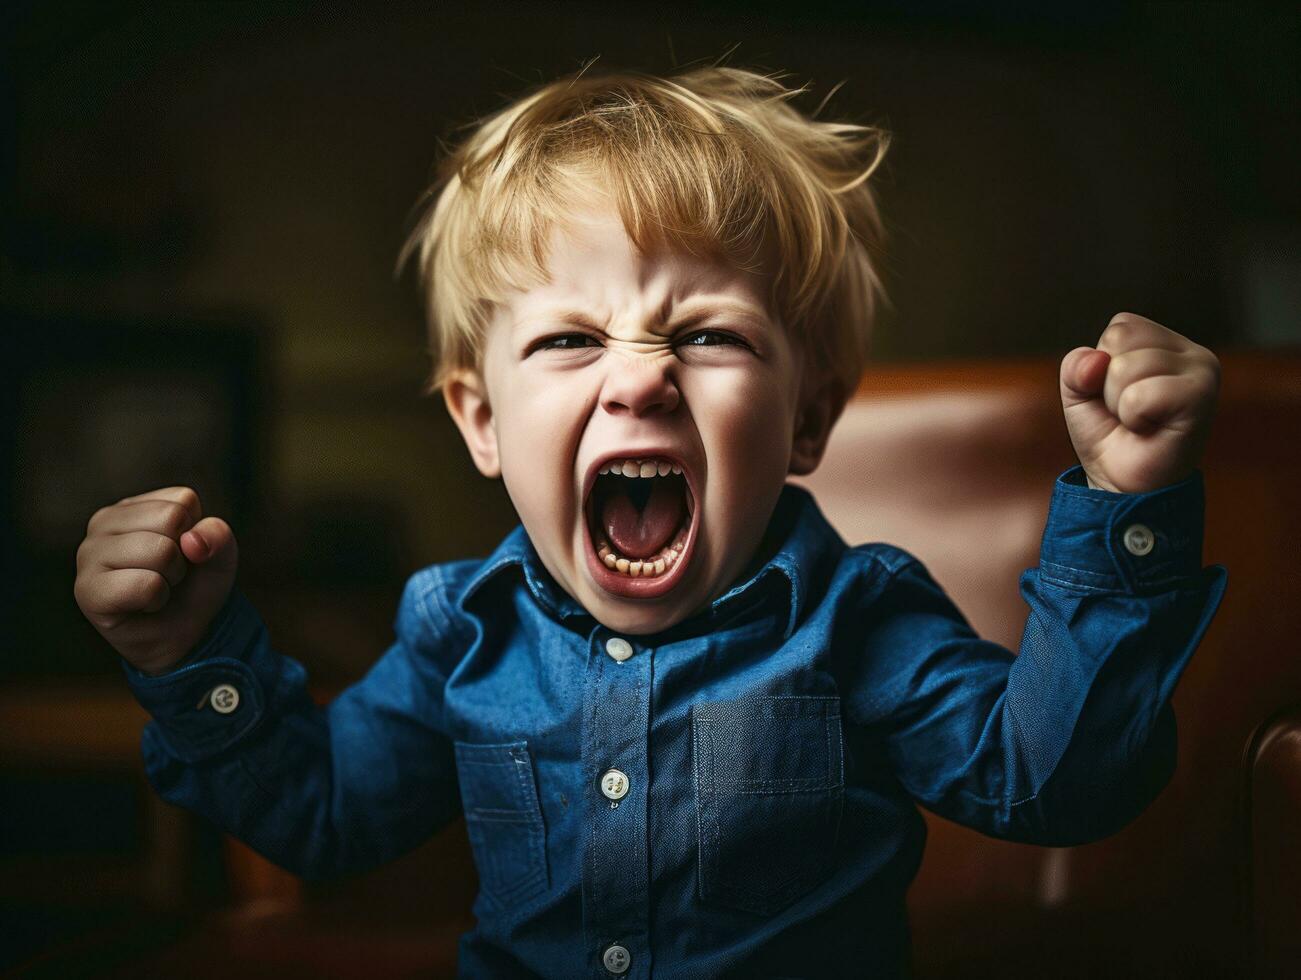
[502,208,779,330]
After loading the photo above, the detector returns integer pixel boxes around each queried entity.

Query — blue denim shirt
[125,467,1226,978]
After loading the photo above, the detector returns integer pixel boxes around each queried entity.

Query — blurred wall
[5,2,1298,614]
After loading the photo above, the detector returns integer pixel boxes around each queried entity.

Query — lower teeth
[598,535,686,578]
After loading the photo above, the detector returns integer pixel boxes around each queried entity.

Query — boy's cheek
[697,374,797,473]
[696,400,797,568]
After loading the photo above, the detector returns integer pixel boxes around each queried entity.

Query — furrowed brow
[554,310,604,329]
[520,309,604,331]
[666,300,772,330]
[520,299,771,333]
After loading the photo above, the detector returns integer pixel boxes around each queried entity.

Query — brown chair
[1241,704,1301,979]
[797,350,1301,978]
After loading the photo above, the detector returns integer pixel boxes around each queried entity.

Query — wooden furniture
[1242,704,1301,979]
[795,351,1301,977]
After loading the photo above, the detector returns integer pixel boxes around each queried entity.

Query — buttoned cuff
[121,588,273,763]
[1037,465,1207,594]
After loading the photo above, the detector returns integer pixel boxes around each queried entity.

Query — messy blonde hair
[398,63,890,398]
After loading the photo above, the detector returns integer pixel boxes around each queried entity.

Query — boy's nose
[599,357,681,418]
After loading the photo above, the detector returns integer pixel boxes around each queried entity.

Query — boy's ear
[443,369,501,478]
[789,373,848,477]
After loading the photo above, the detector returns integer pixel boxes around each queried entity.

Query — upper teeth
[598,458,683,478]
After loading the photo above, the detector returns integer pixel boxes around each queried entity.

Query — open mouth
[583,454,698,599]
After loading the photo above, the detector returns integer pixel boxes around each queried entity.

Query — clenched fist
[1059,312,1221,494]
[73,487,238,676]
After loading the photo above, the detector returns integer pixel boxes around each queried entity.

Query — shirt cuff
[1037,465,1207,594]
[120,588,271,763]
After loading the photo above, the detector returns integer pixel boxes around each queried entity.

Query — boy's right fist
[73,487,239,676]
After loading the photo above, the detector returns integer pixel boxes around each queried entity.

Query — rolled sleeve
[121,589,275,764]
[116,568,465,878]
[856,465,1227,846]
[1039,465,1208,594]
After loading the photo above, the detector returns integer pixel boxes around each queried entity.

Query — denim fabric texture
[124,466,1227,979]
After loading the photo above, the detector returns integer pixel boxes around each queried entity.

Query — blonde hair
[398,64,890,398]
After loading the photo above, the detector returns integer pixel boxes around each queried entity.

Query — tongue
[601,480,685,558]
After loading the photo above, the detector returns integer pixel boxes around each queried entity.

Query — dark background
[5,1,1299,661]
[1,0,1298,973]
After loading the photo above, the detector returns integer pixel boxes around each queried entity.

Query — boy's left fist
[1059,312,1220,494]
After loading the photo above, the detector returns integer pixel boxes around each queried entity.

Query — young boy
[74,67,1226,978]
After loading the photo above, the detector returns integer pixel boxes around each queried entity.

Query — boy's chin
[582,586,699,637]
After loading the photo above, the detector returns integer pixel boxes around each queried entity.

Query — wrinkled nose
[599,356,681,418]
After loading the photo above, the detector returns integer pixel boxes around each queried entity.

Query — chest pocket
[454,740,549,910]
[692,695,844,917]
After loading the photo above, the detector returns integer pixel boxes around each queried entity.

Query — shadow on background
[1,1,1298,975]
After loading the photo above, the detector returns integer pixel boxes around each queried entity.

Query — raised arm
[844,470,1226,844]
[843,312,1226,843]
[124,573,463,878]
[74,490,462,878]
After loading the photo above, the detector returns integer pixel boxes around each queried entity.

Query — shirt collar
[457,482,845,640]
[702,482,845,638]
[458,524,591,625]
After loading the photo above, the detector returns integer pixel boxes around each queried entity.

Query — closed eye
[678,330,748,349]
[532,333,601,352]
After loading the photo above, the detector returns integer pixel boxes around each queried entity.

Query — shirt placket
[581,630,653,979]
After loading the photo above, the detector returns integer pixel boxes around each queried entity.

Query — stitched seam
[455,741,547,905]
[1040,569,1202,596]
[691,712,708,900]
[825,710,833,788]
[1038,560,1113,586]
[1054,482,1110,501]
[465,808,536,821]
[1038,574,1115,595]
[868,550,919,579]
[423,566,473,646]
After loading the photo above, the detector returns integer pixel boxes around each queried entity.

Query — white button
[605,637,634,662]
[1122,523,1155,557]
[209,684,240,714]
[600,769,629,801]
[602,944,631,974]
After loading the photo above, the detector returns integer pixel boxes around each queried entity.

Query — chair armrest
[1241,703,1301,977]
